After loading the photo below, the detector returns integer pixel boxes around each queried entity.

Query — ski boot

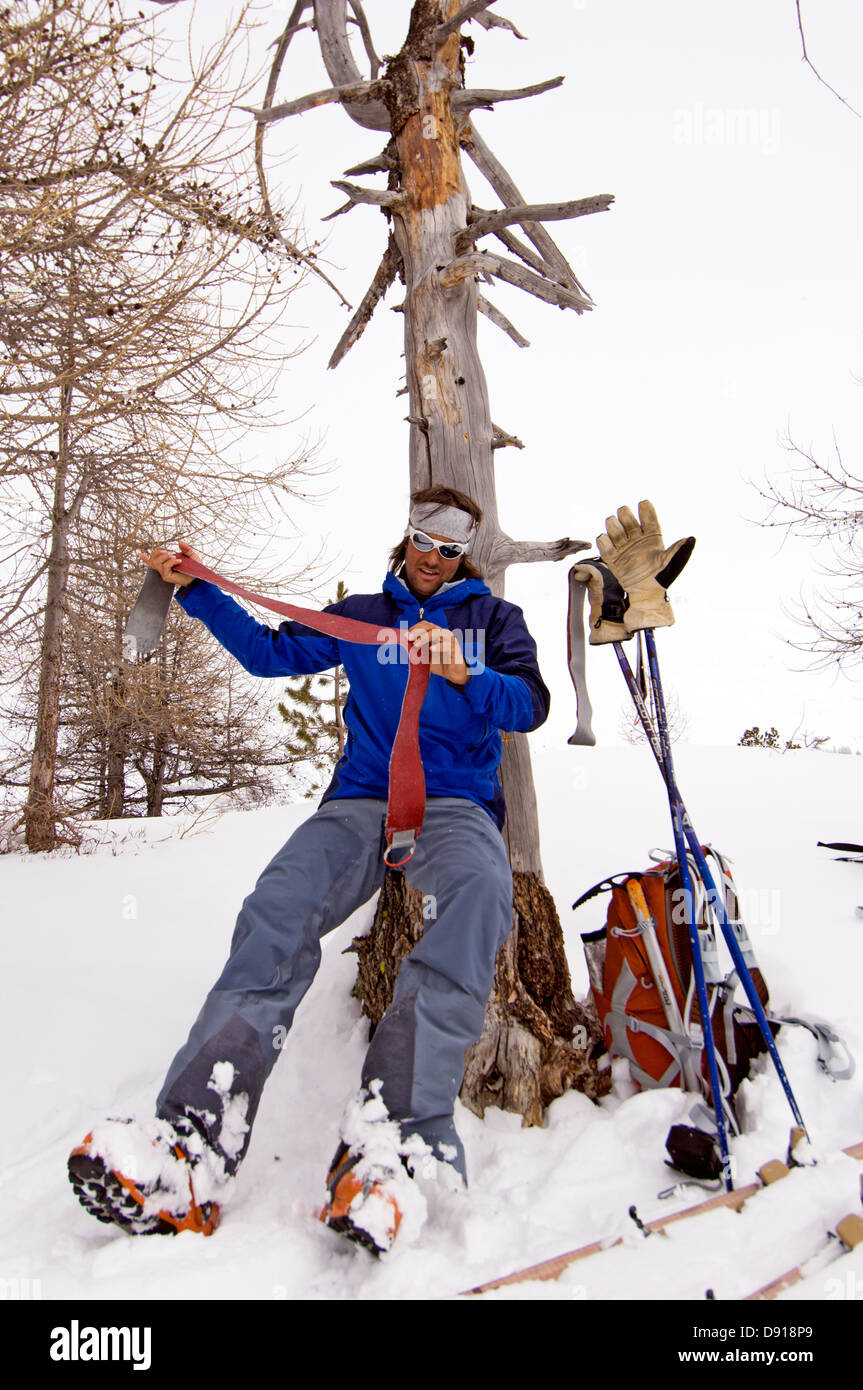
[319,1140,406,1257]
[68,1117,222,1236]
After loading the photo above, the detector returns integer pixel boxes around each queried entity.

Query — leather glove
[596,500,695,631]
[570,559,630,644]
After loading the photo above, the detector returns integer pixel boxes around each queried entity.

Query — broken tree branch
[441,252,593,313]
[491,424,525,449]
[477,294,530,347]
[494,536,591,567]
[475,10,526,40]
[328,234,403,369]
[243,79,385,124]
[491,225,580,291]
[328,180,403,210]
[461,124,589,298]
[457,195,614,251]
[434,1,498,44]
[348,0,382,80]
[343,148,398,177]
[315,0,391,130]
[453,76,564,113]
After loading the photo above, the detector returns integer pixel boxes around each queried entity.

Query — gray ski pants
[156,797,513,1181]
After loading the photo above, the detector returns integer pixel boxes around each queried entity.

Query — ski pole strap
[566,569,596,746]
[172,555,429,865]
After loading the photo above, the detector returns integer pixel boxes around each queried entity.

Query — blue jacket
[177,570,550,828]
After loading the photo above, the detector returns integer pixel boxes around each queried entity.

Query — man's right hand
[138,539,200,588]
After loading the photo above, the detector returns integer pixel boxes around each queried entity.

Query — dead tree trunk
[254,0,614,1122]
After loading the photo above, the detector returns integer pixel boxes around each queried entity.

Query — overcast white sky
[156,0,863,752]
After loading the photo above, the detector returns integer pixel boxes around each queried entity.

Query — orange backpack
[576,849,772,1102]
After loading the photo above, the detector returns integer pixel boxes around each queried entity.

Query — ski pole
[612,634,734,1178]
[641,630,808,1139]
[612,631,809,1148]
[636,634,734,1189]
[614,638,764,985]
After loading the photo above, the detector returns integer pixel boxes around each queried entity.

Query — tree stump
[348,867,611,1126]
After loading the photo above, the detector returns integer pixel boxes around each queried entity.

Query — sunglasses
[407,528,470,560]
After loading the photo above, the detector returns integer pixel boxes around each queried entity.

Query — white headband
[408,502,476,544]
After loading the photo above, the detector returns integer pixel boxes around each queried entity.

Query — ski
[462,1140,863,1296]
[745,1197,863,1301]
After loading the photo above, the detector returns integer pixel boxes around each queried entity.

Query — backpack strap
[605,959,703,1091]
[703,847,760,975]
[767,1014,855,1082]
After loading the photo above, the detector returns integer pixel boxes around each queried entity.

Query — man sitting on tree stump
[68,485,551,1254]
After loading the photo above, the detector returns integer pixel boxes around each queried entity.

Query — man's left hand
[407,621,470,685]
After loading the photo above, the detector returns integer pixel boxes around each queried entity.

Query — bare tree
[0,1,319,848]
[62,555,296,819]
[757,434,863,671]
[619,688,688,747]
[248,1,613,1123]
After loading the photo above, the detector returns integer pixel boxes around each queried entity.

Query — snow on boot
[68,1117,223,1236]
[319,1140,405,1256]
[318,1082,431,1256]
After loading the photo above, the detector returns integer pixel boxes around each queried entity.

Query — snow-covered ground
[2,745,862,1303]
